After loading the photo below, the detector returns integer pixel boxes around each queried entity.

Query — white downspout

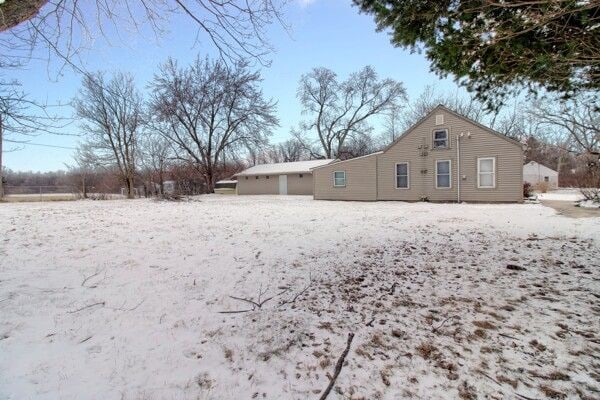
[456,133,461,203]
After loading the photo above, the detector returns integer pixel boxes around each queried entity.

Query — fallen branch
[318,333,355,400]
[229,288,289,311]
[68,301,105,314]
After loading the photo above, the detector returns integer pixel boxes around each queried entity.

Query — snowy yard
[1,196,599,400]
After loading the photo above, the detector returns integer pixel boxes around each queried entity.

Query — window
[433,129,448,148]
[333,171,346,187]
[255,176,259,179]
[435,160,451,189]
[544,176,549,182]
[266,175,270,179]
[245,176,248,180]
[477,157,495,188]
[395,163,409,189]
[299,174,303,178]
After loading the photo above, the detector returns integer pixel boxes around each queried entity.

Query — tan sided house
[312,105,524,202]
[235,159,333,195]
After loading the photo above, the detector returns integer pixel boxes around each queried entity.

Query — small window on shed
[299,174,303,178]
[256,176,259,179]
[266,175,269,179]
[245,176,248,180]
[544,176,549,182]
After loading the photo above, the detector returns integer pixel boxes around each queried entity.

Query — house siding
[313,154,378,201]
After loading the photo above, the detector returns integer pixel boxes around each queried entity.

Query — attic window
[435,114,444,125]
[433,129,448,148]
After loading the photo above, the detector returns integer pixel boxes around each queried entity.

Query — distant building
[523,161,559,189]
[233,159,333,195]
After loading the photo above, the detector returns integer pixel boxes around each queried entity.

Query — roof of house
[233,159,334,176]
[524,161,558,174]
[310,151,384,171]
[384,104,524,152]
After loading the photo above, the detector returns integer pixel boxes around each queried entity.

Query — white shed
[523,161,559,189]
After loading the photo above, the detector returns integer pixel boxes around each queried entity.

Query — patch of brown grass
[473,320,497,330]
[416,342,437,360]
[539,384,566,399]
[496,374,518,388]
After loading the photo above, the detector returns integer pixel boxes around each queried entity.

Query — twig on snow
[476,369,501,385]
[516,393,541,400]
[79,335,93,344]
[318,332,355,400]
[221,287,290,314]
[499,333,520,340]
[432,315,456,333]
[68,301,105,314]
[218,309,254,314]
[108,299,146,312]
[81,269,105,288]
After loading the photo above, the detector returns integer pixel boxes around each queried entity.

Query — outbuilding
[234,159,333,195]
[523,161,559,189]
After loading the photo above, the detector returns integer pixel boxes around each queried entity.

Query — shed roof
[233,159,334,176]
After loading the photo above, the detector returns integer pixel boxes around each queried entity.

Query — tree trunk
[82,175,88,198]
[126,175,135,199]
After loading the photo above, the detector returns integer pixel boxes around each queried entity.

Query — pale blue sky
[3,0,463,172]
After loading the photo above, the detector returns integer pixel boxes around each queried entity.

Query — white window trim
[333,171,346,187]
[435,159,452,189]
[395,162,410,189]
[477,157,496,189]
[432,128,449,149]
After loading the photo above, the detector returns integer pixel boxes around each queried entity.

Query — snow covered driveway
[1,196,599,400]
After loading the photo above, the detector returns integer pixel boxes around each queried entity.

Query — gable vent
[435,114,444,125]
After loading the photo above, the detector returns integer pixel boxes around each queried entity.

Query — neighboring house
[523,161,559,189]
[312,105,524,202]
[234,159,333,195]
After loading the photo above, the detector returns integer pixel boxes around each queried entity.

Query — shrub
[534,181,550,193]
[523,182,533,198]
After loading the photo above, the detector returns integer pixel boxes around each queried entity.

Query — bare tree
[149,56,278,192]
[139,132,173,196]
[0,77,67,197]
[400,85,492,131]
[0,0,287,69]
[74,72,142,198]
[530,95,599,157]
[297,66,406,158]
[65,142,97,198]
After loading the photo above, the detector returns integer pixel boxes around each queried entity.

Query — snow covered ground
[1,196,599,400]
[536,189,584,202]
